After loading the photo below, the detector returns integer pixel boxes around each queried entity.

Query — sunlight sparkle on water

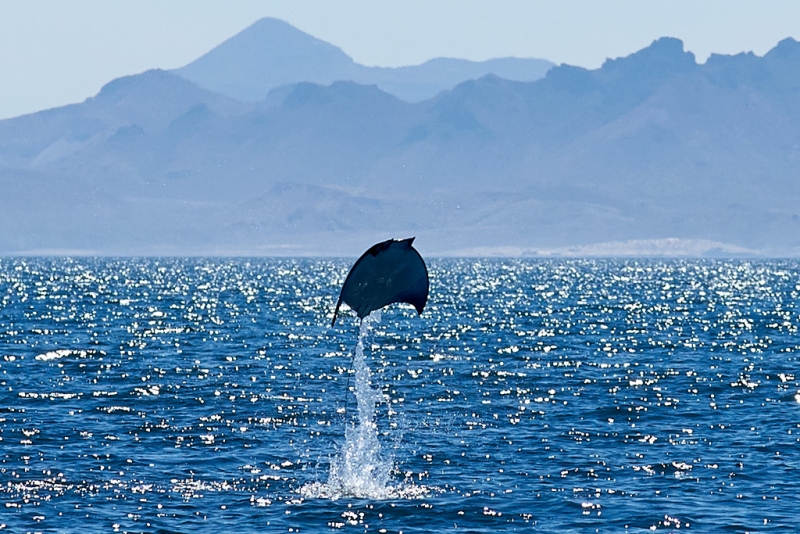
[0,258,798,532]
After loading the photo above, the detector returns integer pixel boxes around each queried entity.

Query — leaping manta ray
[332,237,429,326]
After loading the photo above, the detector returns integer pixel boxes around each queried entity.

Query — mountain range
[1,18,799,256]
[174,18,554,103]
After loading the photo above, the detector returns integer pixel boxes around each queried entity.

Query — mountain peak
[95,69,187,99]
[219,17,351,61]
[765,37,800,62]
[86,69,247,131]
[543,36,696,100]
[602,37,696,74]
[174,17,357,102]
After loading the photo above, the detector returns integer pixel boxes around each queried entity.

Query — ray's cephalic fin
[331,237,429,326]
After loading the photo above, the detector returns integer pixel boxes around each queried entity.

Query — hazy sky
[2,0,799,119]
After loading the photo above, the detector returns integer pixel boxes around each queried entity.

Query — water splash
[327,310,393,498]
[299,311,390,499]
[300,311,431,500]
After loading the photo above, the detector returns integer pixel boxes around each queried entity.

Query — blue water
[1,258,798,533]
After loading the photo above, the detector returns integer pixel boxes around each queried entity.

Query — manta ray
[331,237,429,326]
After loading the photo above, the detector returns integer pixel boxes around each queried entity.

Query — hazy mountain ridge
[0,69,251,172]
[173,17,554,103]
[1,26,800,255]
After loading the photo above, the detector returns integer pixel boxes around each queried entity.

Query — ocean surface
[0,258,798,533]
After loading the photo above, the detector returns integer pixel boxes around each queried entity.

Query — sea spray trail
[327,311,392,498]
[301,310,431,501]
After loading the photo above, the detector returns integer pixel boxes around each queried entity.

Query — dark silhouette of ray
[332,238,429,326]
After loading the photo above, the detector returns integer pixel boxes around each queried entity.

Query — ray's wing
[332,238,429,326]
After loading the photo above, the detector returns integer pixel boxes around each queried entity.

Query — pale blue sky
[1,0,799,119]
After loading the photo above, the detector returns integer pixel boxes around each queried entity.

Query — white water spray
[300,311,430,500]
[325,310,393,498]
